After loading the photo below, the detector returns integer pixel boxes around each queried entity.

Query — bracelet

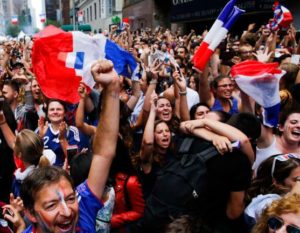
[0,121,6,126]
[179,90,187,96]
[150,80,158,85]
[296,176,300,182]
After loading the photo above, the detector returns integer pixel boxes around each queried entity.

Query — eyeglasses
[268,216,300,233]
[217,83,234,88]
[271,153,300,178]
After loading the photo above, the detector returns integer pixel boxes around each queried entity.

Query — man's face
[177,48,186,58]
[239,45,254,61]
[215,77,233,100]
[29,177,79,233]
[2,84,17,105]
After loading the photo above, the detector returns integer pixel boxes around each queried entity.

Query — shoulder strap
[180,139,219,167]
[178,137,195,154]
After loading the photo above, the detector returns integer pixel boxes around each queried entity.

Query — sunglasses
[271,153,300,178]
[268,216,300,233]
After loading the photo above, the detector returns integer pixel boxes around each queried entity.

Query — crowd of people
[0,18,300,233]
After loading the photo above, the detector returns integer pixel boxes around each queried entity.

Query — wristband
[150,80,158,85]
[179,90,187,96]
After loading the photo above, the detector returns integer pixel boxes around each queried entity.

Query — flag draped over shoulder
[32,25,137,104]
[231,60,285,128]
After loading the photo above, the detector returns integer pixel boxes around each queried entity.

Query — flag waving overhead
[268,1,293,31]
[32,25,137,104]
[231,61,285,128]
[193,0,244,71]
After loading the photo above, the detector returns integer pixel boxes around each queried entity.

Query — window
[94,2,97,19]
[90,5,92,21]
[108,0,112,16]
[99,0,101,18]
[87,8,89,22]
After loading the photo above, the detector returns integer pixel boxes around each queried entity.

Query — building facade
[122,0,170,31]
[74,0,123,33]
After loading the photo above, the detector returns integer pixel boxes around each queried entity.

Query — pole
[72,0,76,30]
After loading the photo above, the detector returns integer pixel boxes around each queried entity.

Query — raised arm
[126,80,141,111]
[87,60,120,200]
[196,64,214,107]
[75,82,97,136]
[173,70,189,121]
[140,91,157,174]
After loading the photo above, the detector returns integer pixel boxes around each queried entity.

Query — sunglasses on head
[271,153,300,178]
[268,216,300,233]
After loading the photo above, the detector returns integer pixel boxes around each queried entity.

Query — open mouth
[291,130,300,137]
[56,219,74,233]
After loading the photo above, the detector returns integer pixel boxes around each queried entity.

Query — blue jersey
[23,181,103,233]
[211,97,239,115]
[39,124,80,167]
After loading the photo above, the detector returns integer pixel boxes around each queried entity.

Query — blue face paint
[35,213,53,233]
[55,189,70,216]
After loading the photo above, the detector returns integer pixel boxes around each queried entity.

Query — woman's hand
[58,121,67,140]
[78,82,88,99]
[173,70,186,93]
[2,205,26,233]
[38,116,48,138]
[211,135,232,155]
[9,193,24,213]
[150,91,158,112]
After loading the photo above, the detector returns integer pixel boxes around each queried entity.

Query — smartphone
[0,207,13,219]
[67,145,78,163]
[291,54,300,65]
[0,97,4,111]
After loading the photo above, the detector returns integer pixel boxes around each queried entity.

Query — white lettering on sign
[172,0,194,6]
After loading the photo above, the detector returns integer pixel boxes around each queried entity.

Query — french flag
[193,0,244,71]
[231,61,286,128]
[268,2,293,31]
[40,13,46,23]
[32,25,138,104]
[11,15,18,25]
[275,5,293,29]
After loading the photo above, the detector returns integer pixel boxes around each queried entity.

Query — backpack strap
[180,142,219,167]
[178,137,195,154]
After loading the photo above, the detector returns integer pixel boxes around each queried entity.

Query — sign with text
[171,0,287,22]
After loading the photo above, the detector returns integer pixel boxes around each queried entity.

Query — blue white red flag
[39,13,46,23]
[193,0,244,71]
[32,25,137,104]
[231,60,285,128]
[268,1,293,31]
[11,15,18,24]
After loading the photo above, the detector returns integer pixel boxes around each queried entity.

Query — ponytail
[38,155,50,167]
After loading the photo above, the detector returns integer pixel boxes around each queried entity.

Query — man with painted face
[20,60,120,233]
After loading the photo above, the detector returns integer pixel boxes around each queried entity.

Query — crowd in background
[0,19,300,233]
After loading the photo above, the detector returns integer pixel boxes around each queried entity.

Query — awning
[61,24,92,32]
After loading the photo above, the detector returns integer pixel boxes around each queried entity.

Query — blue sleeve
[67,126,81,146]
[76,181,103,233]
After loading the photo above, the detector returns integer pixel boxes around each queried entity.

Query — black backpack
[139,137,219,232]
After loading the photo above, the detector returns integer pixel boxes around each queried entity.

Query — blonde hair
[252,194,300,233]
[14,129,49,167]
